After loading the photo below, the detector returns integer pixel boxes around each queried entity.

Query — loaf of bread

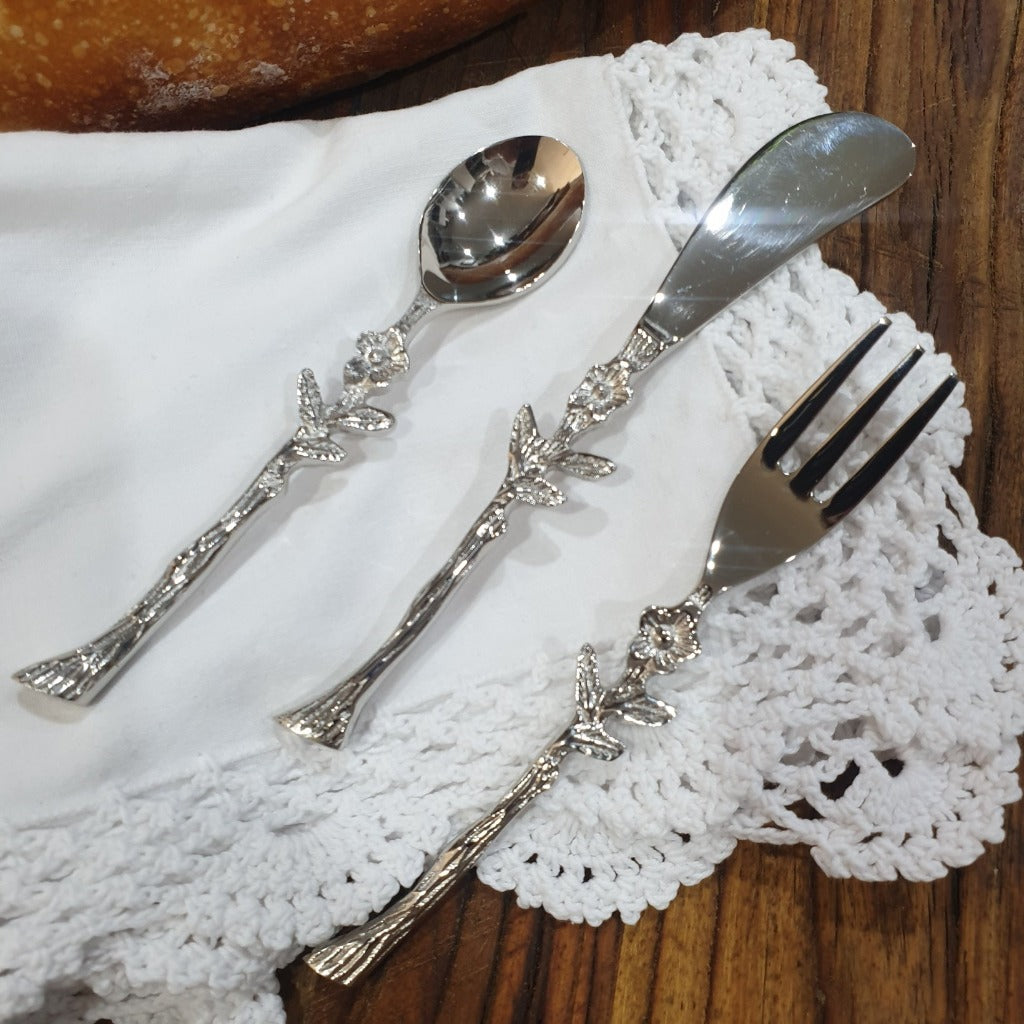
[0,0,532,131]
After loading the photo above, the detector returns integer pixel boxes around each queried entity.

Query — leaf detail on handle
[553,450,616,479]
[293,437,347,463]
[508,405,548,475]
[329,404,395,433]
[568,721,625,761]
[568,645,625,760]
[614,693,676,728]
[297,369,328,432]
[574,644,604,724]
[512,477,565,507]
[508,404,614,491]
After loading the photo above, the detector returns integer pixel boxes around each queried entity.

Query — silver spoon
[14,135,586,705]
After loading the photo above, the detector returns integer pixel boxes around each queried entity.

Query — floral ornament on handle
[629,593,707,675]
[344,327,411,389]
[10,320,417,706]
[559,360,634,436]
[278,331,678,749]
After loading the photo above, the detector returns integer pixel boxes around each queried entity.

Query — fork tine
[789,345,924,498]
[761,317,892,469]
[822,372,960,525]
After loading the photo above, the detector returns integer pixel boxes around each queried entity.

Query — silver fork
[304,317,959,985]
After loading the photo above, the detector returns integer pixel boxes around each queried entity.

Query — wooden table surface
[273,2,1024,1022]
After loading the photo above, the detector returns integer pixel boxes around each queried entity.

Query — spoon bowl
[14,135,586,705]
[420,135,585,304]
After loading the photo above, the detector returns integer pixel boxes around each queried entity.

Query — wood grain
[264,1,1024,1021]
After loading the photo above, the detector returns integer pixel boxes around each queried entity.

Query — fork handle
[305,732,571,985]
[307,602,688,985]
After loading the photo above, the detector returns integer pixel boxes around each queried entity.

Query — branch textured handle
[278,493,514,744]
[13,290,438,703]
[14,439,304,702]
[306,736,569,983]
[277,327,674,747]
[304,598,698,985]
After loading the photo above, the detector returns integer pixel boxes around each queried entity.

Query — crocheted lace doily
[3,31,1022,1024]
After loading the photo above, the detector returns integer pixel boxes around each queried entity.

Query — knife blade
[641,111,914,348]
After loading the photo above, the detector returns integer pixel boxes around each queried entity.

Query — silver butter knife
[279,111,917,749]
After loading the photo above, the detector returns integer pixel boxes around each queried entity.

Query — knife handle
[277,324,660,751]
[276,485,516,746]
[276,329,668,751]
[276,339,638,749]
[12,291,438,704]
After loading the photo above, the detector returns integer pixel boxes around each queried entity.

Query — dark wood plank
[705,846,819,1024]
[276,1,1024,1022]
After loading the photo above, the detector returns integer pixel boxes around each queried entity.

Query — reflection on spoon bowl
[422,135,585,302]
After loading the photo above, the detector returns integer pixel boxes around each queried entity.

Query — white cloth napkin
[0,48,690,820]
[2,30,1022,1024]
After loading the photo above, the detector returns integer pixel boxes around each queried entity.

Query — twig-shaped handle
[304,589,711,985]
[277,326,673,748]
[306,732,571,983]
[278,492,516,746]
[13,290,438,704]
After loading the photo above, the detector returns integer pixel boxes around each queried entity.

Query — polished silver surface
[304,320,958,985]
[421,135,586,304]
[13,136,586,705]
[702,319,959,593]
[278,112,917,749]
[640,111,916,347]
[305,633,680,985]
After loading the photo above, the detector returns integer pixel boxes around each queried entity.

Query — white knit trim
[3,29,1022,1024]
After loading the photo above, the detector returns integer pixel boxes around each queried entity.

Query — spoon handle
[12,290,438,704]
[305,639,678,985]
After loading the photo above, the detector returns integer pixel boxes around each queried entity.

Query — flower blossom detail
[345,328,409,386]
[629,605,700,673]
[567,362,633,422]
